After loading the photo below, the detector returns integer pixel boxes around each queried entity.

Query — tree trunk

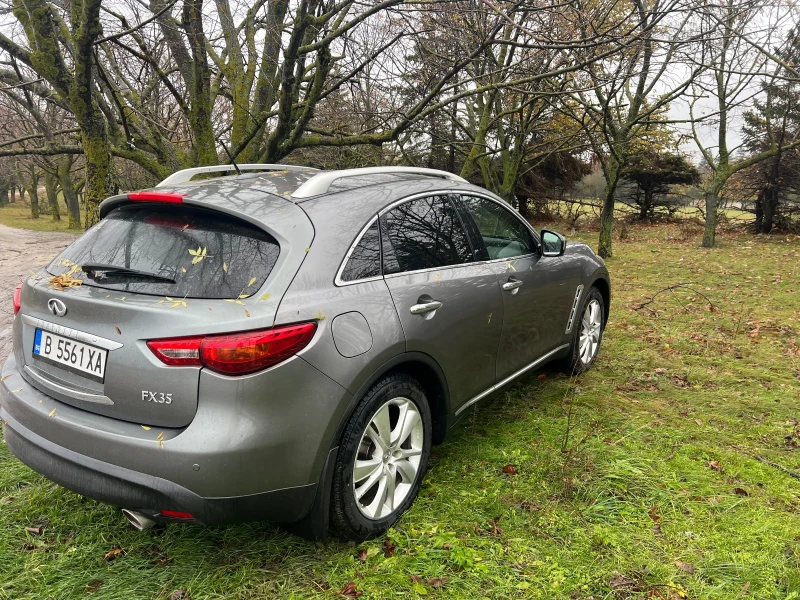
[0,184,8,207]
[639,188,652,220]
[9,186,15,203]
[764,186,779,233]
[702,188,718,247]
[518,195,529,219]
[27,178,40,219]
[598,159,620,259]
[755,189,765,233]
[45,172,61,221]
[57,160,81,229]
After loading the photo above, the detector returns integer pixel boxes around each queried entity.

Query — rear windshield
[47,205,280,299]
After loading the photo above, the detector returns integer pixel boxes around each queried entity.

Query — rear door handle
[502,278,523,291]
[410,300,443,315]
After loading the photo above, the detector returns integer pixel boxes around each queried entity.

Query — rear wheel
[561,286,605,375]
[330,374,432,541]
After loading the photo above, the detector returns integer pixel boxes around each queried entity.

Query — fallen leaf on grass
[708,460,724,472]
[168,590,191,600]
[103,547,123,561]
[609,574,641,594]
[694,419,703,426]
[537,373,547,380]
[733,487,749,496]
[489,516,504,535]
[648,506,660,523]
[675,560,695,574]
[340,582,363,597]
[383,538,396,558]
[85,580,103,593]
[356,548,368,563]
[410,574,423,584]
[428,577,449,589]
[502,464,518,475]
[24,526,42,535]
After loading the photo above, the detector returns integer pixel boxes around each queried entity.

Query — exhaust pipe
[122,509,156,530]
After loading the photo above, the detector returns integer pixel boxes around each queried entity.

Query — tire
[560,286,605,376]
[330,373,432,541]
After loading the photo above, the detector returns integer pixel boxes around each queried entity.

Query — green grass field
[1,222,799,599]
[0,199,80,232]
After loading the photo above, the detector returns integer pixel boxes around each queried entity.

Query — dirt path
[0,223,77,362]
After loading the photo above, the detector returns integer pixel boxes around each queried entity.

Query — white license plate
[33,329,108,382]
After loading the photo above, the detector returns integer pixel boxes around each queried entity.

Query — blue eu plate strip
[33,329,42,355]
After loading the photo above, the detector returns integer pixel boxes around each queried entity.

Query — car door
[457,194,575,382]
[381,194,504,410]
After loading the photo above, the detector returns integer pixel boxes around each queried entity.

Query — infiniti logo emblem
[47,298,67,317]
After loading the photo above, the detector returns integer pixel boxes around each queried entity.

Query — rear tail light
[147,322,316,375]
[13,283,22,315]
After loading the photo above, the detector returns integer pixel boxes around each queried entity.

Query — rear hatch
[14,192,314,427]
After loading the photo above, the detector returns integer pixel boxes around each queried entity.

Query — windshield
[47,205,280,299]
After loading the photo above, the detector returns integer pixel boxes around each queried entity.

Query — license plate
[33,329,108,382]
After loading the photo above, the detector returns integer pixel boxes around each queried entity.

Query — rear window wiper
[81,264,176,284]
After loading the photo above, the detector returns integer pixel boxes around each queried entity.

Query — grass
[0,199,80,232]
[2,222,800,599]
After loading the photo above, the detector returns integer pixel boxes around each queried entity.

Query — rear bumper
[1,405,315,524]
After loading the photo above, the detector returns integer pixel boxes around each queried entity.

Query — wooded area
[0,0,799,256]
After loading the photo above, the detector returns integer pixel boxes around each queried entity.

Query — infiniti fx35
[1,165,610,540]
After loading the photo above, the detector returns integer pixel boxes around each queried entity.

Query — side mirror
[541,229,566,257]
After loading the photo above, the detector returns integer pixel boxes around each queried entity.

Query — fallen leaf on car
[383,538,396,558]
[248,277,257,287]
[157,432,164,449]
[115,327,121,335]
[260,293,271,301]
[141,425,151,431]
[340,582,362,597]
[502,464,518,475]
[1,374,12,382]
[48,409,57,417]
[244,309,251,317]
[104,547,123,561]
[675,560,695,574]
[11,388,22,393]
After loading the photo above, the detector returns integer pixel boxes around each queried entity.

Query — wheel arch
[335,352,451,447]
[590,276,611,324]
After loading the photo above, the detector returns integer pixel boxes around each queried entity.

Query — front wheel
[561,286,605,375]
[330,373,432,541]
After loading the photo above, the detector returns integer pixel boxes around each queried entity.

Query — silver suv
[1,165,610,540]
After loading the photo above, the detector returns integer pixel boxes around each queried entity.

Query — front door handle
[502,278,523,292]
[410,300,443,315]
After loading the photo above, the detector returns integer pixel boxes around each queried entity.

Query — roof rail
[156,164,318,187]
[291,166,468,199]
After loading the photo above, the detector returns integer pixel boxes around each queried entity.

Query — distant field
[1,222,798,599]
[0,199,79,233]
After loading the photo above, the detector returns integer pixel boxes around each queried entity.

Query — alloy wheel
[352,397,424,520]
[579,299,602,364]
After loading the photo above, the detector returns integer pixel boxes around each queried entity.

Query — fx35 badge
[142,390,173,404]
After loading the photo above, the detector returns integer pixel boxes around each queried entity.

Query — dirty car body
[1,165,610,540]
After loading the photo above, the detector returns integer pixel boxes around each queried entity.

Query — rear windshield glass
[46,205,280,299]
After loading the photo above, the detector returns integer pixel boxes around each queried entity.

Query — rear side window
[340,219,381,282]
[47,205,280,299]
[380,195,473,274]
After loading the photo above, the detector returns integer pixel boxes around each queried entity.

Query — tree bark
[57,160,81,228]
[598,158,620,259]
[26,176,40,219]
[45,171,61,220]
[702,189,718,247]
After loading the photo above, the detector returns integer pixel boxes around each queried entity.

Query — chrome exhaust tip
[122,509,156,530]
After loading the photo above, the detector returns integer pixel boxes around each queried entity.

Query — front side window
[460,195,536,259]
[380,195,473,275]
[47,205,280,299]
[340,219,381,282]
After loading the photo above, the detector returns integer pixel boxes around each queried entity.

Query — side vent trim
[565,285,584,334]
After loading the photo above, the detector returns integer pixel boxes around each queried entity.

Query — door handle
[410,300,443,315]
[502,278,523,291]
